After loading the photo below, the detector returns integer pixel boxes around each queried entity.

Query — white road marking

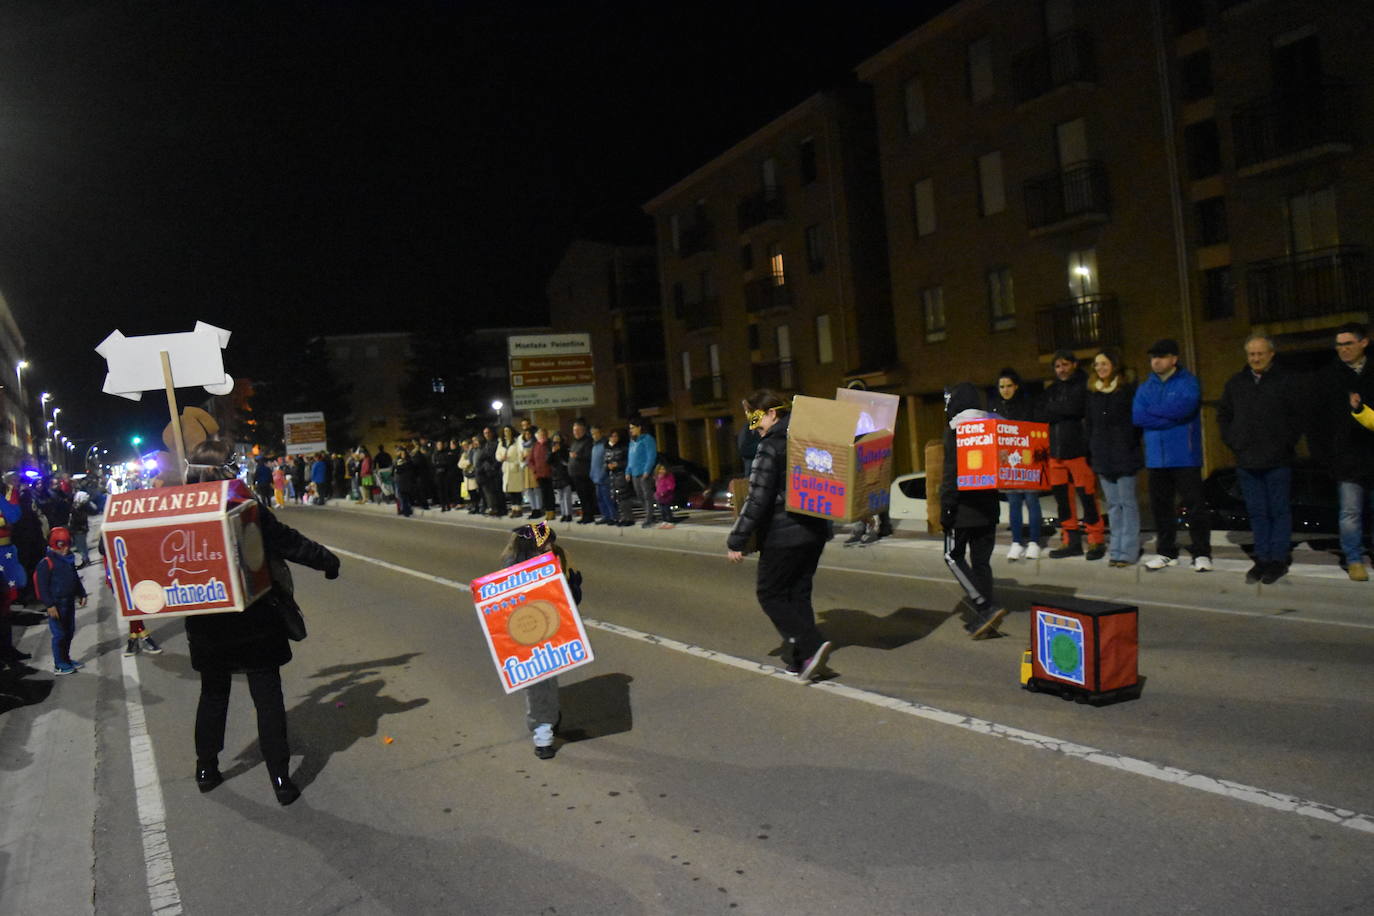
[320,509,1374,631]
[330,544,1374,836]
[121,652,185,915]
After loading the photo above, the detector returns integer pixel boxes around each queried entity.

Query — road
[3,503,1373,915]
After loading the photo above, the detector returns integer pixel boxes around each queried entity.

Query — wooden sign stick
[160,350,188,475]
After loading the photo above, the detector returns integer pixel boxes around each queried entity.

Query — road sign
[283,412,327,455]
[508,333,594,410]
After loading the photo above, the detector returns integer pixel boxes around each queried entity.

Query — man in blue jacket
[1133,338,1212,571]
[627,417,660,527]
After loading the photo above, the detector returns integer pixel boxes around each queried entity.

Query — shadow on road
[225,653,429,788]
[557,672,634,745]
[817,605,955,651]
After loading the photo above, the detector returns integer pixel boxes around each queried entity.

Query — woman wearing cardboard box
[726,390,834,679]
[183,439,341,806]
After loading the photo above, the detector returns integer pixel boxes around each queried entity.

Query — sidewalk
[315,496,1361,585]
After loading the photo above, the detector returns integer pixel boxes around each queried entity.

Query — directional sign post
[508,333,595,411]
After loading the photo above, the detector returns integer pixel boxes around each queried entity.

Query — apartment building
[644,87,895,482]
[543,239,665,433]
[859,0,1373,471]
[0,291,36,471]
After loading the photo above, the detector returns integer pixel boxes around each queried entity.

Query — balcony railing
[744,277,794,313]
[751,360,798,392]
[1035,294,1121,354]
[683,296,722,332]
[1233,81,1355,174]
[678,222,715,257]
[1012,30,1096,104]
[737,189,785,232]
[1024,161,1110,232]
[1246,246,1368,324]
[689,374,727,406]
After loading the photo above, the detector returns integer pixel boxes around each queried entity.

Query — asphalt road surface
[4,504,1372,915]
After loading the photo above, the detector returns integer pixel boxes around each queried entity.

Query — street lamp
[16,360,28,383]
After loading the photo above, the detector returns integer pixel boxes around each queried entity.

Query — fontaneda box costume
[101,479,272,620]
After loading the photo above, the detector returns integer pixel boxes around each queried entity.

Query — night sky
[0,0,949,450]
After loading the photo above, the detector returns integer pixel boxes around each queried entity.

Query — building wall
[644,88,895,481]
[323,332,414,450]
[0,290,36,471]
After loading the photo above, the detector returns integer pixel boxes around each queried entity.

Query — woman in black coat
[184,439,340,805]
[1084,349,1143,566]
[726,389,833,678]
[392,447,416,517]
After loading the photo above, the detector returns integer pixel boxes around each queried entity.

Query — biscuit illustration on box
[507,603,548,646]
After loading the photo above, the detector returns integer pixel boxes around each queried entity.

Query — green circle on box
[1050,633,1081,673]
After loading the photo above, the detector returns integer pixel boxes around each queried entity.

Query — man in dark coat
[1320,322,1374,581]
[567,418,598,524]
[432,440,458,511]
[476,427,506,516]
[1041,350,1105,560]
[941,382,1006,639]
[1217,335,1306,584]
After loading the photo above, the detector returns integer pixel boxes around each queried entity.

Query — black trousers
[1148,467,1210,559]
[480,477,506,515]
[195,667,290,776]
[756,541,827,668]
[947,525,996,609]
[572,474,597,520]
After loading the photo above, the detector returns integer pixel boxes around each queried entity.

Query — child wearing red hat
[34,526,88,675]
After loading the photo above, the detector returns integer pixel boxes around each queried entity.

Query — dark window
[672,281,685,319]
[1180,49,1213,101]
[740,243,753,270]
[1173,0,1205,35]
[1185,119,1222,179]
[1203,266,1234,319]
[1196,197,1228,245]
[1273,33,1322,90]
[799,138,817,185]
[747,323,761,351]
[804,224,825,273]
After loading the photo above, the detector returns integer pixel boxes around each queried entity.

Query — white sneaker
[1192,556,1213,572]
[1005,543,1026,561]
[1024,542,1041,560]
[1143,554,1178,570]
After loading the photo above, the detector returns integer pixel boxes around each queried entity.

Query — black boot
[1049,530,1083,558]
[271,773,301,806]
[1084,542,1106,561]
[196,760,223,793]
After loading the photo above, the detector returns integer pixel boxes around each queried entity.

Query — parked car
[1186,462,1340,548]
[687,476,736,511]
[888,471,1060,531]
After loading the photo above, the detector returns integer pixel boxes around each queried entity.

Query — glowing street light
[491,400,504,411]
[15,360,28,383]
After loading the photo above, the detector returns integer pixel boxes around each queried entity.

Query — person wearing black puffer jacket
[183,439,341,807]
[726,389,833,679]
[1042,350,1106,560]
[1085,349,1143,568]
[941,382,1006,639]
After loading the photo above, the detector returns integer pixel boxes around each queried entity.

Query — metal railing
[1012,30,1096,104]
[1035,294,1121,354]
[689,374,726,406]
[1024,161,1110,230]
[744,277,794,313]
[737,189,785,231]
[1233,81,1355,171]
[750,360,798,391]
[1246,246,1368,323]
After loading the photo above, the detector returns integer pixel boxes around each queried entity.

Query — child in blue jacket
[34,526,88,674]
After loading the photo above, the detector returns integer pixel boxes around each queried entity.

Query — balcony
[1012,30,1096,104]
[744,277,794,313]
[737,189,785,232]
[689,374,727,406]
[1024,161,1110,235]
[1246,246,1368,324]
[1035,294,1121,354]
[1233,82,1355,177]
[678,222,715,258]
[683,296,722,332]
[751,359,799,392]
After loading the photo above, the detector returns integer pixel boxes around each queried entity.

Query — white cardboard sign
[95,321,234,401]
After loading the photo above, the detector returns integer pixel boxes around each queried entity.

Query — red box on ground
[954,418,1049,491]
[1029,596,1139,697]
[471,552,594,694]
[101,480,272,620]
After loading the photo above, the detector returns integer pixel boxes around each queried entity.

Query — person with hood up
[34,526,87,674]
[726,390,834,678]
[941,382,1007,639]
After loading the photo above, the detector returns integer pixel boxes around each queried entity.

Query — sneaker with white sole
[1192,556,1213,572]
[1143,554,1178,570]
[140,635,163,654]
[797,641,833,680]
[1005,543,1026,561]
[1024,542,1041,560]
[532,723,556,760]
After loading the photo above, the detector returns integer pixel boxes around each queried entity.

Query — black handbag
[268,557,307,641]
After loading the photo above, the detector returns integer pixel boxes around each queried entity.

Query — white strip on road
[121,652,185,915]
[331,544,1374,836]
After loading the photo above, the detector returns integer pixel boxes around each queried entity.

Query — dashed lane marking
[328,545,1374,836]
